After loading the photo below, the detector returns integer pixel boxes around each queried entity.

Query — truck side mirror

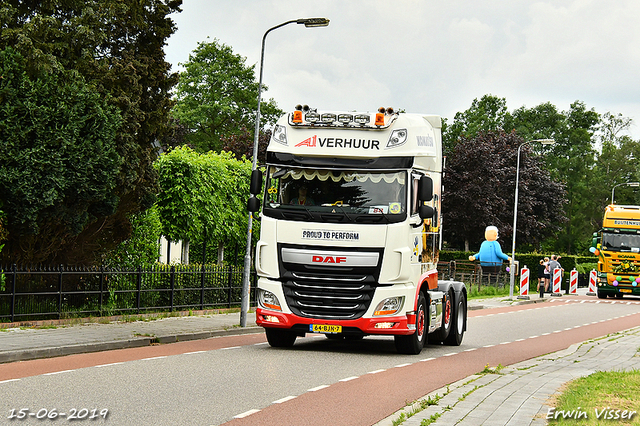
[250,169,263,195]
[247,196,261,212]
[419,175,433,202]
[419,205,435,219]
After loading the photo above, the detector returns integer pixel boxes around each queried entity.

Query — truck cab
[248,107,467,354]
[592,204,640,298]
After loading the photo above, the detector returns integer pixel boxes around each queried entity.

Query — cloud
[165,0,640,136]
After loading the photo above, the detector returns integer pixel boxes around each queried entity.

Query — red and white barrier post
[569,268,578,294]
[587,270,597,296]
[551,268,562,297]
[518,266,530,300]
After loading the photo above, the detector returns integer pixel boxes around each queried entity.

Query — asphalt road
[2,295,640,426]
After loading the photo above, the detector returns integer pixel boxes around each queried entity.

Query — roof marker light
[338,114,353,124]
[305,112,320,123]
[321,113,337,124]
[354,114,370,125]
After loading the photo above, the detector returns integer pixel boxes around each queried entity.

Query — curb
[468,296,549,311]
[0,326,263,364]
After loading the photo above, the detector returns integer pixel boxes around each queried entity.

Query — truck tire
[597,290,608,299]
[394,292,427,355]
[444,291,466,346]
[265,328,297,347]
[428,289,453,344]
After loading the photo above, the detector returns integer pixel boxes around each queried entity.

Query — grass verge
[547,370,640,424]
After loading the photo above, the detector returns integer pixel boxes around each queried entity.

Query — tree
[545,102,600,254]
[0,0,181,264]
[103,207,163,268]
[442,131,566,253]
[221,127,272,164]
[502,100,602,254]
[443,94,508,154]
[0,47,121,264]
[172,38,283,153]
[154,147,253,265]
[594,112,640,211]
[505,102,566,148]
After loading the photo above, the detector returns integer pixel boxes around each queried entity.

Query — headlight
[386,128,407,149]
[374,296,405,316]
[273,125,287,145]
[258,289,282,311]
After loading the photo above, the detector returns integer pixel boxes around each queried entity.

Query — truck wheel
[615,293,624,299]
[444,291,466,346]
[428,289,453,344]
[597,290,608,299]
[394,292,427,355]
[265,328,297,347]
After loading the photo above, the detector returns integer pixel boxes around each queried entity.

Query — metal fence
[0,264,257,322]
[437,260,511,287]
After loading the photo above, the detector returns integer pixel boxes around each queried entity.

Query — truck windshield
[262,167,407,223]
[602,232,640,252]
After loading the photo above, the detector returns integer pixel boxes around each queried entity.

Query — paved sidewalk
[0,311,259,363]
[377,326,640,426]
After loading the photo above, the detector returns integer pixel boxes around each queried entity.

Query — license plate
[310,324,342,334]
[620,289,632,293]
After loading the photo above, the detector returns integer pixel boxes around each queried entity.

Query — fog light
[258,289,282,311]
[263,315,280,323]
[374,296,405,316]
[374,322,396,329]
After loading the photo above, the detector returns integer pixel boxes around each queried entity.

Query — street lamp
[509,138,555,299]
[240,18,330,327]
[611,182,640,204]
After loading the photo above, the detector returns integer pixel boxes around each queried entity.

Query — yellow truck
[591,205,640,298]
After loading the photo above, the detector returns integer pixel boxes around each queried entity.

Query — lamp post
[611,182,640,205]
[509,138,555,299]
[240,18,330,327]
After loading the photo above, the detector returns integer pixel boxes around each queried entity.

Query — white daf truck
[247,106,467,354]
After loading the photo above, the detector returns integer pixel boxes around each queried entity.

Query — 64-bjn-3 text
[8,408,109,420]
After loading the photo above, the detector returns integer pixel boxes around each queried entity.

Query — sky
[165,0,640,138]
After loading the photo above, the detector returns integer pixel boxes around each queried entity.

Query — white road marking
[234,409,260,418]
[308,385,330,392]
[273,395,297,404]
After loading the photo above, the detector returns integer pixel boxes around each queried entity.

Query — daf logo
[312,255,347,264]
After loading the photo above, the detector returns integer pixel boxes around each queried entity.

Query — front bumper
[255,308,416,336]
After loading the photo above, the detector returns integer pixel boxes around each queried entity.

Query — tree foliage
[221,126,271,164]
[442,131,567,252]
[103,207,163,268]
[0,0,181,264]
[445,96,622,254]
[443,94,508,154]
[172,38,283,153]
[0,47,121,263]
[154,147,253,256]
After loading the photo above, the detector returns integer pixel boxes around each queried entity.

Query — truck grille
[278,245,383,320]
